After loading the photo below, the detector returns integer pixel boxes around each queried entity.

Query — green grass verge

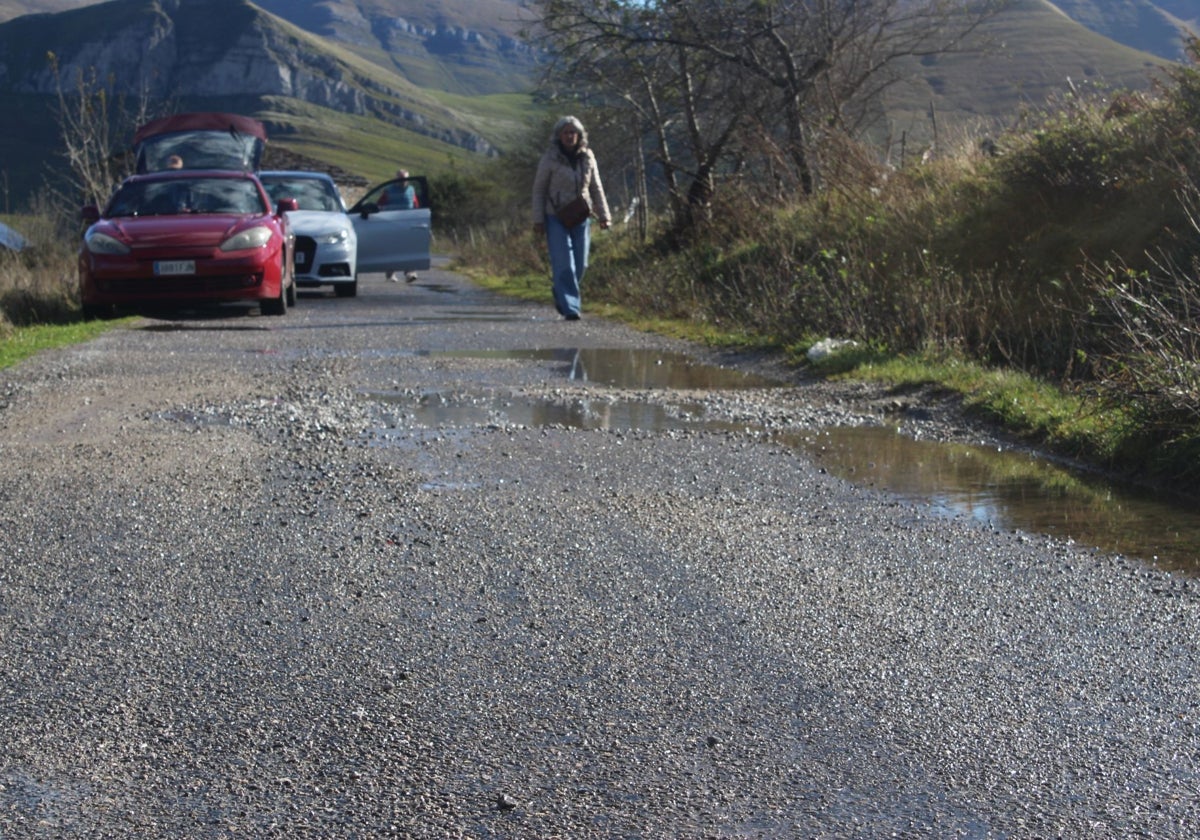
[0,319,124,370]
[820,352,1136,462]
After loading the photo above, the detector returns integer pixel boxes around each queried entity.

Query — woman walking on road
[531,115,611,320]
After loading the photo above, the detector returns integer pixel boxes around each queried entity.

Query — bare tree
[533,0,768,228]
[533,0,1008,211]
[48,52,154,209]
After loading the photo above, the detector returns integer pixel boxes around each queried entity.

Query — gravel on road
[1,268,1198,837]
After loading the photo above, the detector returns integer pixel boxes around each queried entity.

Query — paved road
[1,268,1198,837]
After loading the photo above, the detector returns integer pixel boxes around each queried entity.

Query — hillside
[252,0,537,96]
[1047,0,1198,61]
[0,0,1186,210]
[0,0,538,95]
[3,0,1192,65]
[0,0,536,204]
[883,0,1169,154]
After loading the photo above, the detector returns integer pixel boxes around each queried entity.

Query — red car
[79,169,297,317]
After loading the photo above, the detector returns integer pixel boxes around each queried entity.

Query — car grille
[295,236,317,268]
[294,236,351,278]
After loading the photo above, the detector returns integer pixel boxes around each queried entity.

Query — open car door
[348,176,432,274]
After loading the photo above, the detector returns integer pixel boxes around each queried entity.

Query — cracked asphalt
[1,267,1198,837]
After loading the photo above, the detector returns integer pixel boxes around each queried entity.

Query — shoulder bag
[557,196,591,228]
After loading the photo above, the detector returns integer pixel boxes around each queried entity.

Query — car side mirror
[81,205,100,224]
[358,202,379,218]
[276,197,298,214]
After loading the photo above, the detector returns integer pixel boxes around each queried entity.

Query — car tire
[286,278,297,308]
[261,264,288,316]
[334,279,358,298]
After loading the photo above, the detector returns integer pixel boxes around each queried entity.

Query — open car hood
[134,112,267,174]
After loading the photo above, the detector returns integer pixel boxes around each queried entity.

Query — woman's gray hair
[551,115,587,145]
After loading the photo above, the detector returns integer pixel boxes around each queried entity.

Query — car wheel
[261,264,288,316]
[334,279,358,298]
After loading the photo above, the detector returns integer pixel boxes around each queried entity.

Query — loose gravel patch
[1,272,1198,837]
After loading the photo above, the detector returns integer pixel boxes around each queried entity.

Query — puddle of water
[377,391,720,434]
[370,347,1199,573]
[374,389,1200,573]
[787,426,1200,573]
[424,348,780,389]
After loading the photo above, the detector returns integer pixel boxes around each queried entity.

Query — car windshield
[105,177,267,217]
[259,176,345,212]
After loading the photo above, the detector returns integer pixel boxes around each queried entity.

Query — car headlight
[319,229,350,245]
[220,226,274,252]
[85,231,130,255]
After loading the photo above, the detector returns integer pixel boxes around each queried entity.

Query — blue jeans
[544,214,590,318]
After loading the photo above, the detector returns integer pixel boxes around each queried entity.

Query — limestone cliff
[0,0,499,155]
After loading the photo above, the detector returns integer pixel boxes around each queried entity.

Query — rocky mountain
[1044,0,1197,61]
[2,0,1194,65]
[0,0,537,95]
[251,0,537,96]
[0,0,542,205]
[0,0,521,154]
[0,0,1190,207]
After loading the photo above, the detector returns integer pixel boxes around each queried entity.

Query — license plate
[294,252,307,266]
[155,260,195,276]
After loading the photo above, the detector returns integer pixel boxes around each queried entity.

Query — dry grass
[0,213,80,332]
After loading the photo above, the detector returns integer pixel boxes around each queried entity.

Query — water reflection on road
[373,347,1200,573]
[788,426,1200,573]
[425,347,780,389]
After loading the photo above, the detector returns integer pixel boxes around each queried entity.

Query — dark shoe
[564,312,581,321]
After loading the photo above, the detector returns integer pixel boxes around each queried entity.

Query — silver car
[259,171,359,297]
[261,170,434,298]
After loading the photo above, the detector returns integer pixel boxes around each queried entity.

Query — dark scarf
[556,139,584,165]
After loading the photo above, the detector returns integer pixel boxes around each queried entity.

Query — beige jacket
[531,138,611,227]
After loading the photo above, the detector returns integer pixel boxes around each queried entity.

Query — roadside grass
[0,320,120,370]
[0,219,79,327]
[815,351,1135,462]
[459,66,1200,495]
[0,213,126,366]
